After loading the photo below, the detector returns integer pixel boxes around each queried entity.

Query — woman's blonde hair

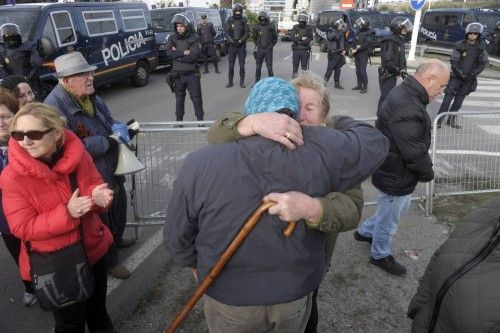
[292,71,331,121]
[10,103,67,147]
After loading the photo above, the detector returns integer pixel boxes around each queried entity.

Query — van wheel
[132,61,149,87]
[319,40,327,53]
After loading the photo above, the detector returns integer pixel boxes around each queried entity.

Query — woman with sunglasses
[0,103,114,332]
[0,87,39,307]
[0,74,37,107]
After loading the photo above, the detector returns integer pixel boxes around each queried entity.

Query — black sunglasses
[11,128,53,141]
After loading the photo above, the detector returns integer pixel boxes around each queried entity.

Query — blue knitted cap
[243,77,299,119]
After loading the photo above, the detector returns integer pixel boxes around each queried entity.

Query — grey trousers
[203,293,312,333]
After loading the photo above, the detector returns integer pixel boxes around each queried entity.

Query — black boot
[446,115,461,129]
[203,67,209,74]
[226,79,233,88]
[360,84,367,94]
[239,78,245,88]
[334,81,344,90]
[352,83,362,90]
[436,116,443,128]
[214,63,220,74]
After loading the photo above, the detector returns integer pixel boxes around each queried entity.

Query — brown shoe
[108,264,131,279]
[116,237,136,249]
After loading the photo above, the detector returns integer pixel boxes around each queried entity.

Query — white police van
[0,2,158,90]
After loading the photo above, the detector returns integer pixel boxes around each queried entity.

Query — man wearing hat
[164,77,388,332]
[197,14,220,74]
[0,74,36,107]
[44,52,135,279]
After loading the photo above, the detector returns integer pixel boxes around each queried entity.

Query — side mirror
[39,37,56,57]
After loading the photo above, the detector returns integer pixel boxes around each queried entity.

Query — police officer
[197,14,220,74]
[377,17,412,111]
[437,22,489,129]
[0,23,41,97]
[252,11,277,85]
[166,14,204,122]
[224,3,250,88]
[323,18,347,89]
[491,21,500,57]
[291,12,313,78]
[350,17,375,94]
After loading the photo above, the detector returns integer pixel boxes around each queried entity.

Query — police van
[151,7,226,68]
[0,2,158,90]
[315,8,390,53]
[419,8,500,48]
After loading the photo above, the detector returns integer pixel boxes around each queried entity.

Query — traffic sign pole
[408,9,422,61]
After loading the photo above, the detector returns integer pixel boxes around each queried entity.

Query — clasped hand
[67,184,114,219]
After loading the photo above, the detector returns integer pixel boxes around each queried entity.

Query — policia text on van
[0,2,158,90]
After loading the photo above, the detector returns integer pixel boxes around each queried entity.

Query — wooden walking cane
[165,201,297,333]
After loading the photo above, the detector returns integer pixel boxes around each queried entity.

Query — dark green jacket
[207,112,364,264]
[408,197,500,333]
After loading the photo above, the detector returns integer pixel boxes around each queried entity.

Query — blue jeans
[358,190,411,259]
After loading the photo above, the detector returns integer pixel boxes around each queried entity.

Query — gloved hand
[127,119,140,140]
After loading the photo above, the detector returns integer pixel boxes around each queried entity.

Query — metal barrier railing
[126,112,500,226]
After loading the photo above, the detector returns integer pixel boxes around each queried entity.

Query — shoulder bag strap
[69,172,84,242]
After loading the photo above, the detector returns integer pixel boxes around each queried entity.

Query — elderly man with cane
[165,77,388,332]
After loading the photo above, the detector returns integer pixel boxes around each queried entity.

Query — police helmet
[389,17,413,35]
[297,12,308,23]
[0,23,21,47]
[172,14,190,31]
[258,11,269,23]
[355,17,371,30]
[232,3,244,15]
[465,22,484,35]
[333,18,347,30]
[496,21,500,30]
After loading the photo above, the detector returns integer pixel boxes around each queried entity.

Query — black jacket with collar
[372,75,434,196]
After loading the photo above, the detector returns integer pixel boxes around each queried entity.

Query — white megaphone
[111,134,146,176]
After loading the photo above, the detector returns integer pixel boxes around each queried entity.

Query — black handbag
[26,173,94,311]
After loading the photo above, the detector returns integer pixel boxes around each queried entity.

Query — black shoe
[360,88,367,94]
[226,82,233,88]
[354,231,372,244]
[239,79,245,88]
[116,237,136,249]
[436,117,443,128]
[370,255,407,276]
[352,84,362,90]
[334,81,344,90]
[173,123,184,128]
[215,69,221,74]
[446,116,461,129]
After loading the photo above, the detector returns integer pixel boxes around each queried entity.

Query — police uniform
[291,13,313,78]
[323,23,346,89]
[351,18,375,94]
[197,18,220,74]
[252,11,277,84]
[437,23,489,129]
[224,4,250,88]
[0,23,41,96]
[166,15,204,122]
[491,21,500,57]
[378,17,410,111]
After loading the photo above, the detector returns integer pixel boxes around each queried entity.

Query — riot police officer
[323,18,347,89]
[437,22,489,129]
[377,17,412,111]
[224,3,250,88]
[166,14,204,122]
[350,17,375,94]
[252,11,277,84]
[197,14,220,74]
[0,23,41,97]
[491,21,500,57]
[291,12,313,78]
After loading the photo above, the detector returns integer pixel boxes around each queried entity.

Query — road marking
[468,92,500,98]
[435,99,499,108]
[434,149,500,157]
[475,86,500,91]
[479,125,500,135]
[107,227,164,294]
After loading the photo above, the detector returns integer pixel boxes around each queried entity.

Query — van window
[42,17,57,47]
[350,11,386,29]
[0,10,39,42]
[50,11,76,46]
[120,9,147,32]
[151,10,179,33]
[463,13,474,27]
[83,10,118,36]
[444,14,460,27]
[477,12,500,30]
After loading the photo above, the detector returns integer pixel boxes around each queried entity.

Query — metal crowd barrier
[126,112,500,227]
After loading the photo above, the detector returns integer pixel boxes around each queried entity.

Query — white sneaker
[23,292,37,306]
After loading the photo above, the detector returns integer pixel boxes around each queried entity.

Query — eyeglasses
[11,128,53,141]
[18,90,35,99]
[0,114,13,122]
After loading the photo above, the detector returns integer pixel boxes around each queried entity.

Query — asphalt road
[1,41,499,333]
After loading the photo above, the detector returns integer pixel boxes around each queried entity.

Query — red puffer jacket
[0,129,113,281]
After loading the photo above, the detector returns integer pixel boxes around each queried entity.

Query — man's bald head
[414,59,450,101]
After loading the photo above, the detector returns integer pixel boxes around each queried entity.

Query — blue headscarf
[243,77,299,119]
